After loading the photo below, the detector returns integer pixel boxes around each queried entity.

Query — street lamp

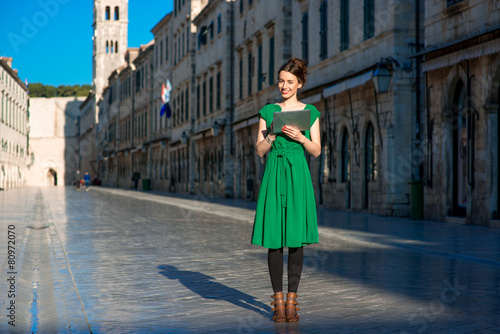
[181,131,188,144]
[372,62,392,94]
[212,120,220,137]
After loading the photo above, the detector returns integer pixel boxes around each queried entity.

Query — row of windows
[151,88,187,133]
[238,36,275,100]
[1,93,27,135]
[106,41,119,54]
[121,75,131,100]
[173,0,186,16]
[155,29,189,69]
[105,6,119,21]
[239,0,254,15]
[135,110,148,139]
[197,14,222,50]
[172,86,189,126]
[135,64,148,93]
[120,117,131,142]
[197,71,222,119]
[301,0,375,62]
[0,68,27,102]
[173,26,190,66]
[117,108,149,143]
[156,15,225,68]
[1,138,25,157]
[150,72,221,133]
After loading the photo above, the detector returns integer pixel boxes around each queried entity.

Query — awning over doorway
[322,70,374,98]
[422,38,500,72]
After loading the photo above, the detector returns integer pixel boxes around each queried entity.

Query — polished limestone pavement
[1,186,499,333]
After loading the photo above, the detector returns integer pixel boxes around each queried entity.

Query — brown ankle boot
[271,292,286,322]
[286,292,300,322]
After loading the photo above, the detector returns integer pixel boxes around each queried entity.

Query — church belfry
[92,0,128,102]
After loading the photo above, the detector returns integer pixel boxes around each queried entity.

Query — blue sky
[0,0,173,86]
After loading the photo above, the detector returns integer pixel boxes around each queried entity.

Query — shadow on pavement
[158,265,271,317]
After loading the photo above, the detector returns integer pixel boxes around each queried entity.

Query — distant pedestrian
[84,172,91,191]
[74,179,81,191]
[132,171,141,190]
[252,58,321,322]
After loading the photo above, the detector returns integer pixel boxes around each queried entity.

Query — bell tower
[92,0,128,103]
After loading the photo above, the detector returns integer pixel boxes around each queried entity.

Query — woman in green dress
[252,57,321,322]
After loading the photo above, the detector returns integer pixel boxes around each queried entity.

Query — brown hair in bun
[278,57,308,86]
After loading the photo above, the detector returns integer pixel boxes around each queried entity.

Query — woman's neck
[280,96,302,108]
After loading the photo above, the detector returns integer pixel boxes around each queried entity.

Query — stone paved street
[1,187,500,333]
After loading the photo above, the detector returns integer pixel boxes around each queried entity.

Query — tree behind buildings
[28,83,92,98]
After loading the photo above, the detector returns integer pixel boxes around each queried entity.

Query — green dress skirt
[251,104,320,249]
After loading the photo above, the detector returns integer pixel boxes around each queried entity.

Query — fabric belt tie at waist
[270,148,303,208]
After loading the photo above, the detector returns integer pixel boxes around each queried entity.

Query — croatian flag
[160,79,172,118]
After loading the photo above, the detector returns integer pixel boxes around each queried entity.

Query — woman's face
[278,71,302,100]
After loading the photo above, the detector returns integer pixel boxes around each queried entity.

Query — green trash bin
[142,179,151,191]
[409,180,423,220]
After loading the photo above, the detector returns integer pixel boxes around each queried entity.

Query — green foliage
[28,83,92,98]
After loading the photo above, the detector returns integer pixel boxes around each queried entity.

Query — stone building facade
[418,0,500,226]
[27,97,84,187]
[0,57,30,190]
[94,0,422,213]
[88,0,500,226]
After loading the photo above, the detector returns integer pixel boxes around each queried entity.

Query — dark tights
[268,247,304,293]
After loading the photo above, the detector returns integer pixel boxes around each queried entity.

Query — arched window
[106,41,109,53]
[105,6,110,20]
[341,130,350,183]
[110,41,114,54]
[115,41,118,53]
[114,6,119,20]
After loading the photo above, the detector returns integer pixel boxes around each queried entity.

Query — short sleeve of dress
[309,105,321,127]
[258,105,268,123]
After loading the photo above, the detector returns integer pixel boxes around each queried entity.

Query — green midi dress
[251,104,320,249]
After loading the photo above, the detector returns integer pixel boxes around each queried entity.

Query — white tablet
[273,109,311,133]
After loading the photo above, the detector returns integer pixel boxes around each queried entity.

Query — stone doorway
[47,168,57,186]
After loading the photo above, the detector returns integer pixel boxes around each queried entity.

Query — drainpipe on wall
[229,0,235,156]
[415,0,422,181]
